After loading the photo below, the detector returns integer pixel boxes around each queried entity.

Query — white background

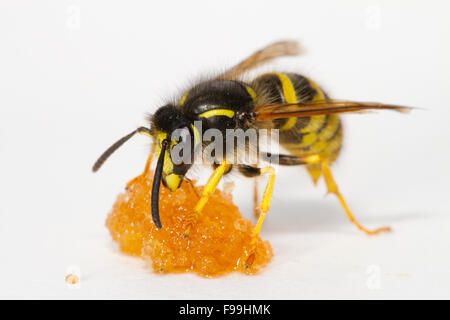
[1,0,449,299]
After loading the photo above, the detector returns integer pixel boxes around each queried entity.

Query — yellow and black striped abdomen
[251,72,343,183]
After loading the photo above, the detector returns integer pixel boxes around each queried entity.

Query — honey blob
[65,274,79,285]
[105,172,273,277]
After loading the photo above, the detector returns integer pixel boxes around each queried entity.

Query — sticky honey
[105,172,273,277]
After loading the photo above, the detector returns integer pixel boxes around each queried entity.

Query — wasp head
[150,104,196,228]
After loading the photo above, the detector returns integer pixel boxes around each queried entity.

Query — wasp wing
[219,40,302,79]
[255,100,412,120]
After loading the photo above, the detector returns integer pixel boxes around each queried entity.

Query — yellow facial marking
[153,130,185,192]
[154,131,174,175]
[164,173,182,192]
[199,109,235,119]
[155,131,168,143]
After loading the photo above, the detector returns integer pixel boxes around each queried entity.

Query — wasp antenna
[151,139,168,229]
[92,127,152,172]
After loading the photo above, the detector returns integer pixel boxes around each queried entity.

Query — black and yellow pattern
[251,72,343,183]
[94,40,409,261]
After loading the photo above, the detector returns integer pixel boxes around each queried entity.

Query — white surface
[1,0,449,299]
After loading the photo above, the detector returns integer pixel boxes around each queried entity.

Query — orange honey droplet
[106,172,273,277]
[65,274,79,285]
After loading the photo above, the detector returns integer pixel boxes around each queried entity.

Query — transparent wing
[218,40,302,79]
[255,100,412,120]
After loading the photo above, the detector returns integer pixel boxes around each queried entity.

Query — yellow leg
[183,160,230,238]
[321,161,390,235]
[253,177,260,218]
[246,166,275,267]
[126,143,154,189]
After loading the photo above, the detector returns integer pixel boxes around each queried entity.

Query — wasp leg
[183,160,231,238]
[126,142,154,189]
[242,166,276,268]
[253,178,260,218]
[261,152,320,166]
[321,161,391,235]
[250,152,320,220]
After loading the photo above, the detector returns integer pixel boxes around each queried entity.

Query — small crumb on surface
[65,273,79,285]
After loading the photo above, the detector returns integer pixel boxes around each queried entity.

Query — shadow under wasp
[93,40,411,266]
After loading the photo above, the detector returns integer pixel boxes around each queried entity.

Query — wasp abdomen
[252,72,343,182]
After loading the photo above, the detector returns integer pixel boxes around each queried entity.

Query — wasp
[93,41,410,266]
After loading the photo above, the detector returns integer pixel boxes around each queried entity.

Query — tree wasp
[93,41,410,266]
